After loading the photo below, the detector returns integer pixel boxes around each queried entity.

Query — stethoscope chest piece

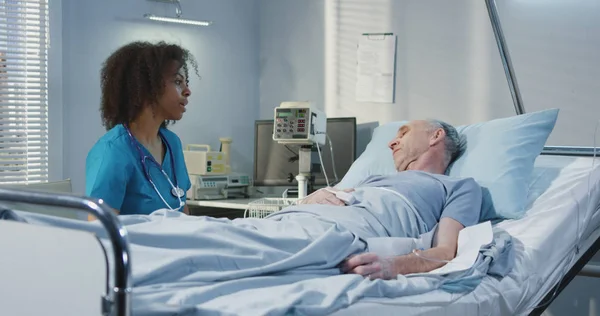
[172,187,185,198]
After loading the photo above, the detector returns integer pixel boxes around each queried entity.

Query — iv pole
[484,0,525,115]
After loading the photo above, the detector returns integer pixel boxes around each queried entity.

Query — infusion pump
[272,101,327,199]
[272,101,326,146]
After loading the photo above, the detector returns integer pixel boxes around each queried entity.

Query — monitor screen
[253,117,357,187]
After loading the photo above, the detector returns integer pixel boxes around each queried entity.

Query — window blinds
[0,0,49,184]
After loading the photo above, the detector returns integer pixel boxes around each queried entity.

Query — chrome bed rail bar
[0,188,131,316]
[542,146,598,157]
[580,264,600,278]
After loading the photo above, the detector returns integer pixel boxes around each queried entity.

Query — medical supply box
[187,172,252,200]
[183,144,228,175]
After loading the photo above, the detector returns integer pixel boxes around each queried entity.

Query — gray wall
[59,0,260,193]
[259,0,325,119]
[258,0,600,315]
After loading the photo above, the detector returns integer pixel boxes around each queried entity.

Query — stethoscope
[124,125,185,211]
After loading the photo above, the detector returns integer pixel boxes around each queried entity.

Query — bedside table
[186,198,263,219]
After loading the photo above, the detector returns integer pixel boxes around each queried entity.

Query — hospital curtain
[0,0,49,184]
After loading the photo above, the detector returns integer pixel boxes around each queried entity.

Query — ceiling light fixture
[144,0,213,27]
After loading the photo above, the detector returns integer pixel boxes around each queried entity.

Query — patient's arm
[343,178,481,279]
[392,217,463,274]
[341,217,464,279]
[390,178,481,275]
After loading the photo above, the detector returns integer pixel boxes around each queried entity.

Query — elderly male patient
[167,118,482,283]
[294,119,482,279]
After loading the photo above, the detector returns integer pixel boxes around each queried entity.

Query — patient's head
[387,119,464,174]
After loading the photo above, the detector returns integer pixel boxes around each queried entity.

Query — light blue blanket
[0,194,515,316]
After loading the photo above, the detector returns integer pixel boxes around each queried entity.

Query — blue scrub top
[85,124,192,215]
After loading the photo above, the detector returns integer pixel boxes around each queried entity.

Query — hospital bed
[0,152,598,316]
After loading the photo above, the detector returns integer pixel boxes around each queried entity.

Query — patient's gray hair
[426,119,465,166]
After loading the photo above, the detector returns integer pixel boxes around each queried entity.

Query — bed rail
[0,187,131,316]
[542,146,598,157]
[580,264,600,278]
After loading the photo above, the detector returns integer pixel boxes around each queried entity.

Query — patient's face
[388,120,434,171]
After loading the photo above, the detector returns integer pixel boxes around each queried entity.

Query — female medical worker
[85,41,197,217]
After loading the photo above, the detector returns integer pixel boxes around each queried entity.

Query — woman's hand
[340,252,398,280]
[298,187,354,206]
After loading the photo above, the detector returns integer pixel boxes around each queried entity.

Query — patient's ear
[429,128,445,146]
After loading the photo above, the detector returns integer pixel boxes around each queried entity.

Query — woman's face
[156,62,192,121]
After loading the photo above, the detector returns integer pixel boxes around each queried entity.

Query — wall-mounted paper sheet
[355,33,396,103]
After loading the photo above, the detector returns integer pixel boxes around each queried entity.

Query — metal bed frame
[0,1,597,315]
[0,188,133,316]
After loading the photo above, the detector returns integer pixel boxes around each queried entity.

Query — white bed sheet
[330,155,600,316]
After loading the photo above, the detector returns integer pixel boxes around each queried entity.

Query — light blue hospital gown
[272,170,483,241]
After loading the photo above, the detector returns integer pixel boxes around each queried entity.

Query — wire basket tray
[244,197,299,218]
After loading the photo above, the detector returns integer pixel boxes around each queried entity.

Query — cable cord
[325,134,339,183]
[315,142,330,187]
[534,118,599,310]
[314,131,338,187]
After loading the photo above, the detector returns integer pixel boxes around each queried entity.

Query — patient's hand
[298,187,354,206]
[340,252,398,280]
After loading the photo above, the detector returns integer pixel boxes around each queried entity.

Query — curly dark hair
[99,41,199,130]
